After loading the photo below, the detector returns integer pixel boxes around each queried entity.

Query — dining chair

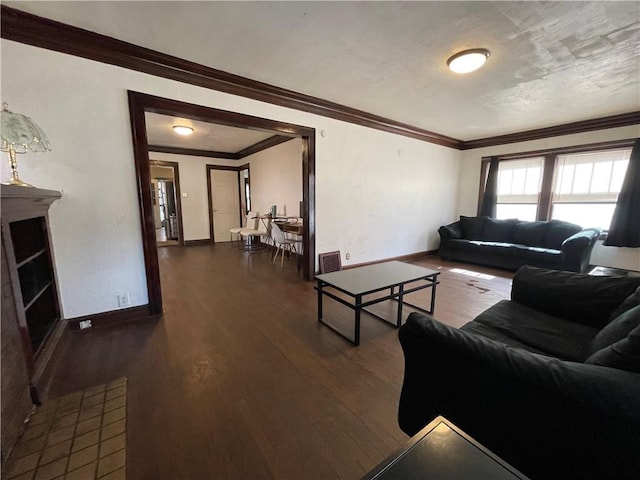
[271,221,298,267]
[230,211,257,245]
[240,214,271,252]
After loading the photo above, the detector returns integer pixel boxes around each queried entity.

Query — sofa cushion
[465,300,597,361]
[511,266,640,328]
[516,246,564,263]
[592,305,640,352]
[585,325,640,373]
[543,220,582,250]
[459,215,487,240]
[469,241,520,256]
[512,221,548,247]
[461,320,552,356]
[482,218,517,242]
[609,286,640,321]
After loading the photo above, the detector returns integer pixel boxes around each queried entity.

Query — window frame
[477,138,635,227]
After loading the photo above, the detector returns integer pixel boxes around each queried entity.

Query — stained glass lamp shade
[1,102,51,187]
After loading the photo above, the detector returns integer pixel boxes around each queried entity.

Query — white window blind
[497,157,544,204]
[495,157,544,221]
[551,148,631,229]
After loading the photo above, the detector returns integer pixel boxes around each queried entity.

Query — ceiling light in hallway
[172,125,194,136]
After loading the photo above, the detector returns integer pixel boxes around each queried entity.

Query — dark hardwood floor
[45,244,513,479]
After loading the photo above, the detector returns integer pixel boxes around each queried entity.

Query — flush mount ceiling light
[172,125,194,136]
[447,48,490,74]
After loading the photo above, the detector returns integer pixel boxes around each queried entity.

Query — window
[551,149,631,230]
[496,157,544,221]
[479,140,633,229]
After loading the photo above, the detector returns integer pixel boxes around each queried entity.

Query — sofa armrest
[510,266,640,328]
[438,221,462,258]
[398,313,640,480]
[438,221,462,241]
[561,228,601,272]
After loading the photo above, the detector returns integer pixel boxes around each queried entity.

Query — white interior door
[210,169,240,242]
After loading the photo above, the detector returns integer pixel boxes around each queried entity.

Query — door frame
[206,164,243,243]
[128,91,316,316]
[150,160,184,246]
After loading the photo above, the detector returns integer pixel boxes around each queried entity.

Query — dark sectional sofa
[438,215,601,272]
[398,266,640,480]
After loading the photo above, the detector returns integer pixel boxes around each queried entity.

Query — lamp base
[3,177,34,187]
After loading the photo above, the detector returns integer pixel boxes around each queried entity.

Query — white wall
[150,153,237,241]
[1,40,461,318]
[246,138,302,217]
[458,125,640,270]
[314,122,460,262]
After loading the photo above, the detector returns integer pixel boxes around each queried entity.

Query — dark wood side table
[363,416,530,480]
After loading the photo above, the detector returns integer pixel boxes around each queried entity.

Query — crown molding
[148,145,239,160]
[2,6,637,152]
[148,135,291,160]
[460,112,640,150]
[237,135,293,159]
[0,5,461,149]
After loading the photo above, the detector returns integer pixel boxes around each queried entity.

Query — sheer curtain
[604,139,640,247]
[478,157,499,218]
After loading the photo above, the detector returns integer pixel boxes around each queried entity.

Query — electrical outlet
[79,320,92,330]
[117,293,130,308]
[345,252,350,260]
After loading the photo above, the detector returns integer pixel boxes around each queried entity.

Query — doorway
[207,166,241,243]
[128,91,316,316]
[150,160,183,246]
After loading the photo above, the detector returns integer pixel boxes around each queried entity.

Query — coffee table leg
[397,283,404,327]
[355,294,362,346]
[429,276,437,314]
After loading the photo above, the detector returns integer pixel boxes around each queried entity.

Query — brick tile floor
[4,378,127,480]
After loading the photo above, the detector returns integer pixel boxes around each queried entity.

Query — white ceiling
[145,113,275,152]
[7,1,640,142]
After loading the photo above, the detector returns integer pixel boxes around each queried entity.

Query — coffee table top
[315,261,439,296]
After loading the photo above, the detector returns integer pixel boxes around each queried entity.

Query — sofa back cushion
[511,266,640,328]
[585,325,640,373]
[482,218,518,242]
[609,286,640,321]
[459,216,487,240]
[543,220,582,250]
[512,221,548,247]
[592,305,640,352]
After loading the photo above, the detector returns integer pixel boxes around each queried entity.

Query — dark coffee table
[315,261,440,345]
[363,416,530,480]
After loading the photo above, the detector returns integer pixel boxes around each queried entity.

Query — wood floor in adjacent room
[45,244,513,479]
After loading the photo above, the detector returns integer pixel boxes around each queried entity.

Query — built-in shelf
[16,248,47,269]
[24,282,52,312]
[1,184,63,462]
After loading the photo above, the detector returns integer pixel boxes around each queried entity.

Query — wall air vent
[319,251,342,274]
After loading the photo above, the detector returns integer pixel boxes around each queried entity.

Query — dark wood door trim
[128,91,315,316]
[206,164,240,244]
[149,160,184,246]
[128,93,163,315]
